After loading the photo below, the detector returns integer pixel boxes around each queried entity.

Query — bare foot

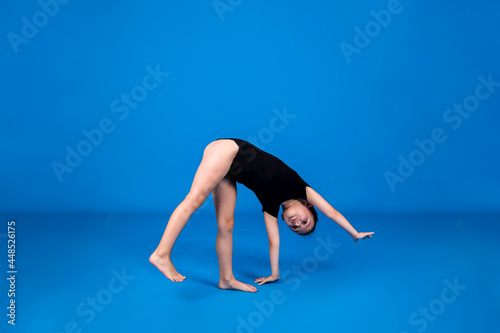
[219,278,257,292]
[149,251,186,282]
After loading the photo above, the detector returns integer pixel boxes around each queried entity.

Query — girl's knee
[184,191,207,210]
[217,219,234,234]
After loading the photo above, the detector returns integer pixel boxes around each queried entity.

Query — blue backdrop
[2,0,499,215]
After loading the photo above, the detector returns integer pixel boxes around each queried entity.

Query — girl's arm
[306,187,374,242]
[255,212,280,285]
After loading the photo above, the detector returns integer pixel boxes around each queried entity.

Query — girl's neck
[281,199,298,210]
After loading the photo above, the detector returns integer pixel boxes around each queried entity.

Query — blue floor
[1,212,499,333]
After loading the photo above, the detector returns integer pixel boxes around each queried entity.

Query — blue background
[1,1,500,333]
[2,0,499,215]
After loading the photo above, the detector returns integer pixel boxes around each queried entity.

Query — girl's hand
[255,275,279,286]
[353,232,374,243]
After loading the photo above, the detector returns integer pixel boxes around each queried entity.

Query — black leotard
[220,138,309,218]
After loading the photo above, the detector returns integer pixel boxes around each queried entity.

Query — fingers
[354,232,374,243]
[255,277,272,285]
[258,278,272,286]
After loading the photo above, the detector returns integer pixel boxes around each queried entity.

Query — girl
[150,138,373,292]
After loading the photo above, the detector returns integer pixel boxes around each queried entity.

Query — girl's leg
[150,139,239,282]
[213,178,257,292]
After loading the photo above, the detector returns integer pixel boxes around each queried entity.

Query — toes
[245,284,257,292]
[174,274,186,282]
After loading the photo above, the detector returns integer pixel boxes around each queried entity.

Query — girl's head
[281,199,318,235]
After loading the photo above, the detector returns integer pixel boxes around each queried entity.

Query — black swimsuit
[220,138,309,218]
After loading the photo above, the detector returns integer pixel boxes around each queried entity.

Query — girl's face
[282,201,314,235]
